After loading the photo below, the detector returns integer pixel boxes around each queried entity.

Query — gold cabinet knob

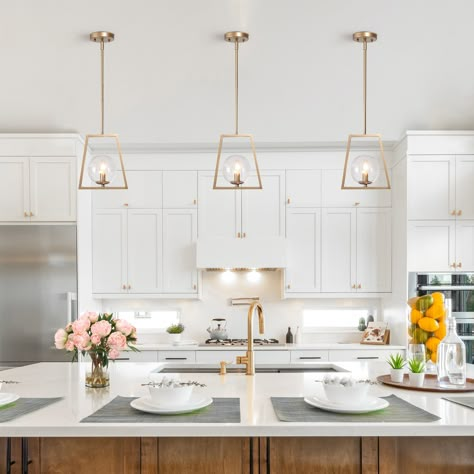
[287,198,291,204]
[242,232,246,238]
[193,284,197,290]
[127,284,131,290]
[457,262,462,268]
[24,211,28,217]
[457,210,462,216]
[29,212,34,217]
[450,263,456,268]
[237,232,241,238]
[451,210,457,216]
[352,284,356,289]
[124,203,129,207]
[358,284,362,289]
[287,284,291,290]
[122,284,127,290]
[193,199,197,205]
[354,202,360,206]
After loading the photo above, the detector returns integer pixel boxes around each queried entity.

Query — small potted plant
[407,358,425,387]
[166,323,185,343]
[387,353,406,383]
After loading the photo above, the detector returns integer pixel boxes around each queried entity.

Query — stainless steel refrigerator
[0,226,77,366]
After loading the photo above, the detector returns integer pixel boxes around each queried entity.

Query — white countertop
[0,361,472,437]
[133,343,406,351]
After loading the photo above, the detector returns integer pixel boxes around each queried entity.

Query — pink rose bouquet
[54,312,138,366]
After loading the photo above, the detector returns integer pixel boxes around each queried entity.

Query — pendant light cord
[363,41,367,135]
[100,40,105,135]
[234,41,239,135]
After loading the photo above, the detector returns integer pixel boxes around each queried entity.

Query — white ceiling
[2,0,474,145]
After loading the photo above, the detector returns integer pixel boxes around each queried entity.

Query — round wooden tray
[377,374,474,392]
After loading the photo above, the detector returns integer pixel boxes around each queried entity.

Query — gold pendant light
[213,31,262,190]
[79,31,128,190]
[341,32,390,190]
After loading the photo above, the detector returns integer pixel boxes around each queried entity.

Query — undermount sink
[155,363,348,374]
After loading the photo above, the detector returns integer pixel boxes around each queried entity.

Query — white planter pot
[390,368,405,383]
[408,372,425,388]
[168,333,182,343]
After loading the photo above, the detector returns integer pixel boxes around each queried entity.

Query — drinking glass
[408,343,426,363]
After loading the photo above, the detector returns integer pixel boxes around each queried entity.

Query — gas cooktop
[200,338,284,347]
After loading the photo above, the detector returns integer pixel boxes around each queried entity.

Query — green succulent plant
[387,353,406,370]
[407,358,425,374]
[166,323,185,334]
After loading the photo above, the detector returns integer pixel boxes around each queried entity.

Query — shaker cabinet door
[285,209,321,292]
[92,210,128,294]
[0,157,30,221]
[163,170,198,208]
[127,210,163,293]
[162,209,198,294]
[29,157,76,221]
[455,221,474,271]
[321,208,356,292]
[286,169,321,207]
[455,155,474,219]
[407,156,455,220]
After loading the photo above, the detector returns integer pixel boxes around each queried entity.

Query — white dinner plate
[304,395,389,414]
[0,393,19,407]
[131,394,213,415]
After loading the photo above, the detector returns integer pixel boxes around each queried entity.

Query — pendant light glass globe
[350,154,380,187]
[223,154,250,186]
[87,155,117,187]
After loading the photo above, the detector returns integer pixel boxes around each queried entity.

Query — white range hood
[196,236,287,270]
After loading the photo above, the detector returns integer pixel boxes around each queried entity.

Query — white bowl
[322,382,370,406]
[148,384,193,407]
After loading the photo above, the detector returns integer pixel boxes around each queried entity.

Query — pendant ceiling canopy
[213,31,262,190]
[341,31,391,190]
[78,31,128,190]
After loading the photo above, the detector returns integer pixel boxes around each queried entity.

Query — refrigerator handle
[66,292,77,324]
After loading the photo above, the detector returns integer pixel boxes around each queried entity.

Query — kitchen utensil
[206,318,228,340]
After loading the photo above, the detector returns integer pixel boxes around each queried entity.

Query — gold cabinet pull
[242,232,246,238]
[352,284,356,289]
[450,263,456,268]
[358,284,362,289]
[354,202,360,206]
[287,284,291,290]
[451,210,457,216]
[237,232,241,238]
[193,199,197,205]
[457,210,462,216]
[29,212,34,217]
[24,211,28,217]
[287,198,291,204]
[124,203,129,207]
[193,284,197,290]
[127,284,131,290]
[457,262,462,268]
[122,284,127,290]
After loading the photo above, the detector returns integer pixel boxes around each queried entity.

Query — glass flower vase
[85,352,109,388]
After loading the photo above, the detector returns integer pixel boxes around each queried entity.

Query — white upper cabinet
[0,158,29,221]
[286,170,321,207]
[163,171,197,208]
[198,172,240,238]
[407,221,455,272]
[455,156,474,219]
[456,221,474,271]
[0,156,76,222]
[285,209,321,292]
[321,208,356,293]
[93,170,162,209]
[127,210,163,293]
[356,208,391,293]
[241,171,285,238]
[407,156,455,220]
[162,209,198,293]
[29,157,76,221]
[92,210,128,294]
[321,169,391,208]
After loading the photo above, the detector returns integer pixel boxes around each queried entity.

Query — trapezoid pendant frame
[341,31,391,190]
[213,31,262,190]
[79,31,128,190]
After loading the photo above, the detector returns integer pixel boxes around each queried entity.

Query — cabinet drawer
[290,350,329,363]
[158,351,196,363]
[328,349,401,362]
[255,350,290,364]
[195,351,237,364]
[118,351,158,362]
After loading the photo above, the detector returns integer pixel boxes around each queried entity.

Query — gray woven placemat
[443,396,474,409]
[81,396,240,423]
[0,398,63,423]
[271,395,440,422]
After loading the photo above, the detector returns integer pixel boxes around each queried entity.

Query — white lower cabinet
[158,351,196,363]
[255,351,290,364]
[195,350,290,365]
[290,350,329,362]
[120,351,159,362]
[328,349,403,362]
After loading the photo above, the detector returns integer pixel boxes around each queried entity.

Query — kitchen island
[0,361,473,473]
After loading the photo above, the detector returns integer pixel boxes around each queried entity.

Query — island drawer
[195,350,290,365]
[117,351,158,362]
[290,350,329,362]
[328,349,402,362]
[158,351,196,363]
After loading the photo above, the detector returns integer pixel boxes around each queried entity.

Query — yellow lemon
[416,295,434,312]
[434,322,446,340]
[425,304,446,320]
[431,292,445,305]
[407,296,420,309]
[418,317,439,333]
[426,337,441,353]
[412,327,429,344]
[430,352,437,363]
[410,309,423,325]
